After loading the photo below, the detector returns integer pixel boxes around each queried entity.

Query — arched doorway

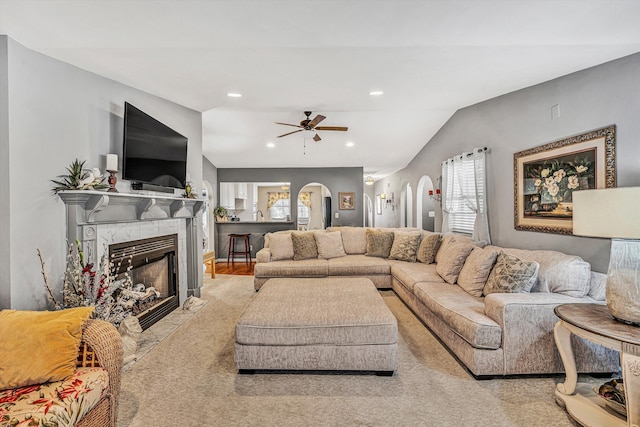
[400,182,413,227]
[202,180,215,251]
[416,175,435,231]
[298,183,332,230]
[363,193,373,227]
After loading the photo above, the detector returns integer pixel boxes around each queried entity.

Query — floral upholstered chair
[0,312,123,427]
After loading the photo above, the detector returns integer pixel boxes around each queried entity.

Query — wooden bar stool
[227,233,251,265]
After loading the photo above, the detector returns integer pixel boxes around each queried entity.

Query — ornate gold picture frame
[338,192,355,210]
[513,125,616,235]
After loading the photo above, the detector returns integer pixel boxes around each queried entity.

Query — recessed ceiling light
[369,91,384,96]
[227,92,242,98]
[346,142,355,147]
[266,142,275,148]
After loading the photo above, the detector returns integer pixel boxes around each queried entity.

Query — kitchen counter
[215,221,295,260]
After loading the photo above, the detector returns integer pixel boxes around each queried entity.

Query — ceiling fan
[274,111,348,142]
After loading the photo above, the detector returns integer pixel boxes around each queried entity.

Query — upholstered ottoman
[234,277,398,374]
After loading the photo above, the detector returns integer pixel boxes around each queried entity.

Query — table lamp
[572,187,640,325]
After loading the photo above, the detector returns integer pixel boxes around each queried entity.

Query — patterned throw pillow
[389,232,421,262]
[291,232,318,260]
[417,233,441,264]
[457,247,499,297]
[365,229,395,258]
[315,231,347,259]
[483,252,540,296]
[269,233,294,261]
[435,240,475,284]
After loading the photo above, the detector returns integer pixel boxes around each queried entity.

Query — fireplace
[110,234,179,330]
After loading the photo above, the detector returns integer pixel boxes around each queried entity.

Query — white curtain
[440,148,490,245]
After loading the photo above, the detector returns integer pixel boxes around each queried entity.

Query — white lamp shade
[106,154,118,172]
[572,187,640,239]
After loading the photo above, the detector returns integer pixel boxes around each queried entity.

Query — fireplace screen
[109,234,178,330]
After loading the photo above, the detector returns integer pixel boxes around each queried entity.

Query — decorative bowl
[594,378,627,417]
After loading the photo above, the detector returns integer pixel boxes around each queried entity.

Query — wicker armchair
[76,319,123,427]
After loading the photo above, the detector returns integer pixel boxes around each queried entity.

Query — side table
[554,303,640,427]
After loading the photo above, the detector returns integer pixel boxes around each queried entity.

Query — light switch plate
[335,212,340,219]
[428,211,435,217]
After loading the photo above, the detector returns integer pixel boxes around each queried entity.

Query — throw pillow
[291,232,318,260]
[0,307,94,391]
[435,241,475,284]
[417,232,441,264]
[365,229,395,258]
[389,232,421,262]
[269,233,294,261]
[457,247,499,297]
[483,251,540,296]
[336,227,368,254]
[315,231,347,259]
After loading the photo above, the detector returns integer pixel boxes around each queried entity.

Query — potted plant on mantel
[213,206,228,222]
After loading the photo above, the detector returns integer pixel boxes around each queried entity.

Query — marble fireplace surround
[58,191,204,305]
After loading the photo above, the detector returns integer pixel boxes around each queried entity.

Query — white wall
[378,52,640,272]
[0,36,10,308]
[1,36,203,309]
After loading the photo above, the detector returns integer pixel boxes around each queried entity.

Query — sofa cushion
[365,229,395,258]
[413,282,502,350]
[254,258,329,278]
[435,241,475,284]
[483,252,540,296]
[435,233,476,265]
[389,261,443,293]
[417,232,441,264]
[269,233,294,261]
[486,246,591,298]
[264,230,294,248]
[333,226,368,255]
[389,232,421,262]
[291,231,318,260]
[0,307,94,391]
[315,231,347,259]
[457,247,499,297]
[0,366,109,427]
[328,254,391,276]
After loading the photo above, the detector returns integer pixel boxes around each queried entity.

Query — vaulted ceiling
[2,0,639,179]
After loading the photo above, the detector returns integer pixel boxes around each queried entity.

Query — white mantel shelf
[58,190,204,224]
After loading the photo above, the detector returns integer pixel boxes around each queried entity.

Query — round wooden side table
[554,303,640,427]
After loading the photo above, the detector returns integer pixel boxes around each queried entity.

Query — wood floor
[206,260,255,276]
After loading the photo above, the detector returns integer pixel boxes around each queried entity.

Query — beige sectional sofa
[253,227,619,377]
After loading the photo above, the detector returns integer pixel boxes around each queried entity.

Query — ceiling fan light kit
[274,111,348,143]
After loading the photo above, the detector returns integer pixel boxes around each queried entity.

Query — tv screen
[123,102,188,189]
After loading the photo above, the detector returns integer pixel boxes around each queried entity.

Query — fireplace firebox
[109,234,179,330]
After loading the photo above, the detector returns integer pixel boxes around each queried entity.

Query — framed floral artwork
[513,125,616,235]
[338,192,355,210]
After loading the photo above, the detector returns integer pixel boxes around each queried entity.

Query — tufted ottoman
[234,277,398,375]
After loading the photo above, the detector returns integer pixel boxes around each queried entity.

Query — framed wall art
[513,125,616,235]
[338,192,355,210]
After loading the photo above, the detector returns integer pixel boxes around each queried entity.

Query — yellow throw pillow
[0,306,94,391]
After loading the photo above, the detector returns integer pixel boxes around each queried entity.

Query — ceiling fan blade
[314,126,348,131]
[308,114,326,128]
[313,133,321,142]
[273,122,303,128]
[277,129,304,138]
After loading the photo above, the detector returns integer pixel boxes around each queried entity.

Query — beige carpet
[117,275,583,427]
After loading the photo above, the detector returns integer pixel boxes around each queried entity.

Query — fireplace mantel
[58,190,203,224]
[59,190,204,300]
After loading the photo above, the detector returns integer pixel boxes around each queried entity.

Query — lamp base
[605,239,640,325]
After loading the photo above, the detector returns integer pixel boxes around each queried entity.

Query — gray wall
[0,36,9,308]
[217,167,364,228]
[0,36,203,309]
[376,52,640,273]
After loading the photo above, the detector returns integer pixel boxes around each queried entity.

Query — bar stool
[227,233,251,265]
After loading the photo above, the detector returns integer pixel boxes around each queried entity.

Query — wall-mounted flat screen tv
[123,102,188,189]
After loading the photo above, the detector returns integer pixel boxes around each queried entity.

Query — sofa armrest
[82,319,123,423]
[256,247,271,263]
[484,293,605,375]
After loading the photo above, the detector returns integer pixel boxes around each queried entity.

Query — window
[442,148,490,243]
[269,198,290,220]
